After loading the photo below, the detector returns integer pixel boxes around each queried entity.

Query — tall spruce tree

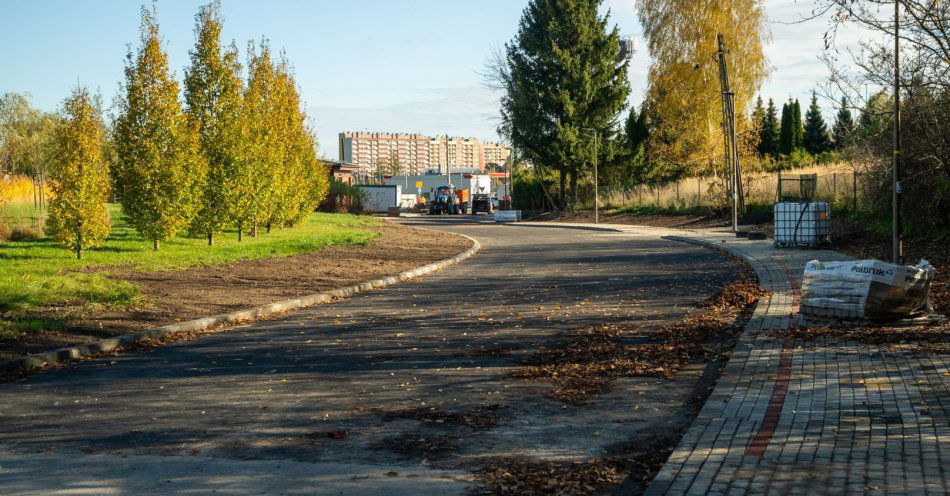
[758,98,779,157]
[47,87,111,260]
[832,97,854,149]
[184,1,245,246]
[803,92,831,154]
[791,99,804,151]
[614,104,649,185]
[113,6,206,250]
[499,0,630,206]
[751,96,765,155]
[779,100,793,155]
[625,105,649,153]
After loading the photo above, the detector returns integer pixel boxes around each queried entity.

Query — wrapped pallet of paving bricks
[800,259,935,320]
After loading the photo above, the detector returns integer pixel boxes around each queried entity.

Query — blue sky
[0,0,875,160]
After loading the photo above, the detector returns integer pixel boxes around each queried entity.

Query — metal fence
[603,166,873,212]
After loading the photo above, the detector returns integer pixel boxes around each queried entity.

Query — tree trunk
[266,222,272,234]
[153,239,159,251]
[252,222,258,237]
[76,231,82,260]
[559,170,566,209]
[569,169,577,205]
[238,220,243,242]
[208,231,214,246]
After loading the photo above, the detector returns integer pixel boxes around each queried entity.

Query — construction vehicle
[428,185,465,215]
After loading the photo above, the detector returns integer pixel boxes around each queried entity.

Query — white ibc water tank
[774,201,831,248]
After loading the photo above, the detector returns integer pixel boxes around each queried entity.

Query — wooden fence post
[777,172,782,202]
[852,172,858,212]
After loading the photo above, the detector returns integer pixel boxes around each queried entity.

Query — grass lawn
[0,203,379,332]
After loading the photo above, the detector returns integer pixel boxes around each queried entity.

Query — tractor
[428,185,463,215]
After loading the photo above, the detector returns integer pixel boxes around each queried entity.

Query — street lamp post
[582,128,600,224]
[593,132,599,224]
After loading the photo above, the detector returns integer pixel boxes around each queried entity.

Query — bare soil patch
[0,222,472,359]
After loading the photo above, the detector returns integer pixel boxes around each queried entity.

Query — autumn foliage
[112,7,206,251]
[46,87,111,259]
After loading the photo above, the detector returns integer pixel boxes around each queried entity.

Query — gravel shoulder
[0,222,472,359]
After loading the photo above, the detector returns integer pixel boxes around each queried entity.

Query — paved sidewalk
[632,228,950,495]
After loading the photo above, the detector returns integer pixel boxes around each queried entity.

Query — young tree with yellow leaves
[47,87,111,260]
[184,1,245,245]
[233,40,281,239]
[637,0,768,179]
[265,59,328,229]
[113,6,206,250]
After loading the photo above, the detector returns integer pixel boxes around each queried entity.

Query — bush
[9,226,43,241]
[815,150,840,165]
[0,222,10,242]
[319,180,368,214]
[781,149,815,169]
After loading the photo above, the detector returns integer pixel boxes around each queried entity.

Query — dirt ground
[0,222,472,359]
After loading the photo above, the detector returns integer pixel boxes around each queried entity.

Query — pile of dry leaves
[773,322,949,354]
[509,273,767,405]
[472,459,627,496]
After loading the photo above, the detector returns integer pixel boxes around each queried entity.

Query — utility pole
[717,33,744,232]
[445,134,450,186]
[582,128,600,223]
[892,0,903,264]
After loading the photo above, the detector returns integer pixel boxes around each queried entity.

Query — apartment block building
[339,132,510,174]
[482,142,512,169]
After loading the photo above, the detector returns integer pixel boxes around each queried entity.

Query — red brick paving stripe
[746,260,800,457]
[746,345,793,456]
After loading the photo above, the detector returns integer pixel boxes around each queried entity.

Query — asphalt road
[0,217,740,496]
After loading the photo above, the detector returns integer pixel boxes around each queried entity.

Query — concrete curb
[663,235,767,272]
[0,233,481,375]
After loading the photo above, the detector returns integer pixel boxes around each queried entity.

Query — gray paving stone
[642,229,950,495]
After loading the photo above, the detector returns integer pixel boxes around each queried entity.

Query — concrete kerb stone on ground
[0,233,481,375]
